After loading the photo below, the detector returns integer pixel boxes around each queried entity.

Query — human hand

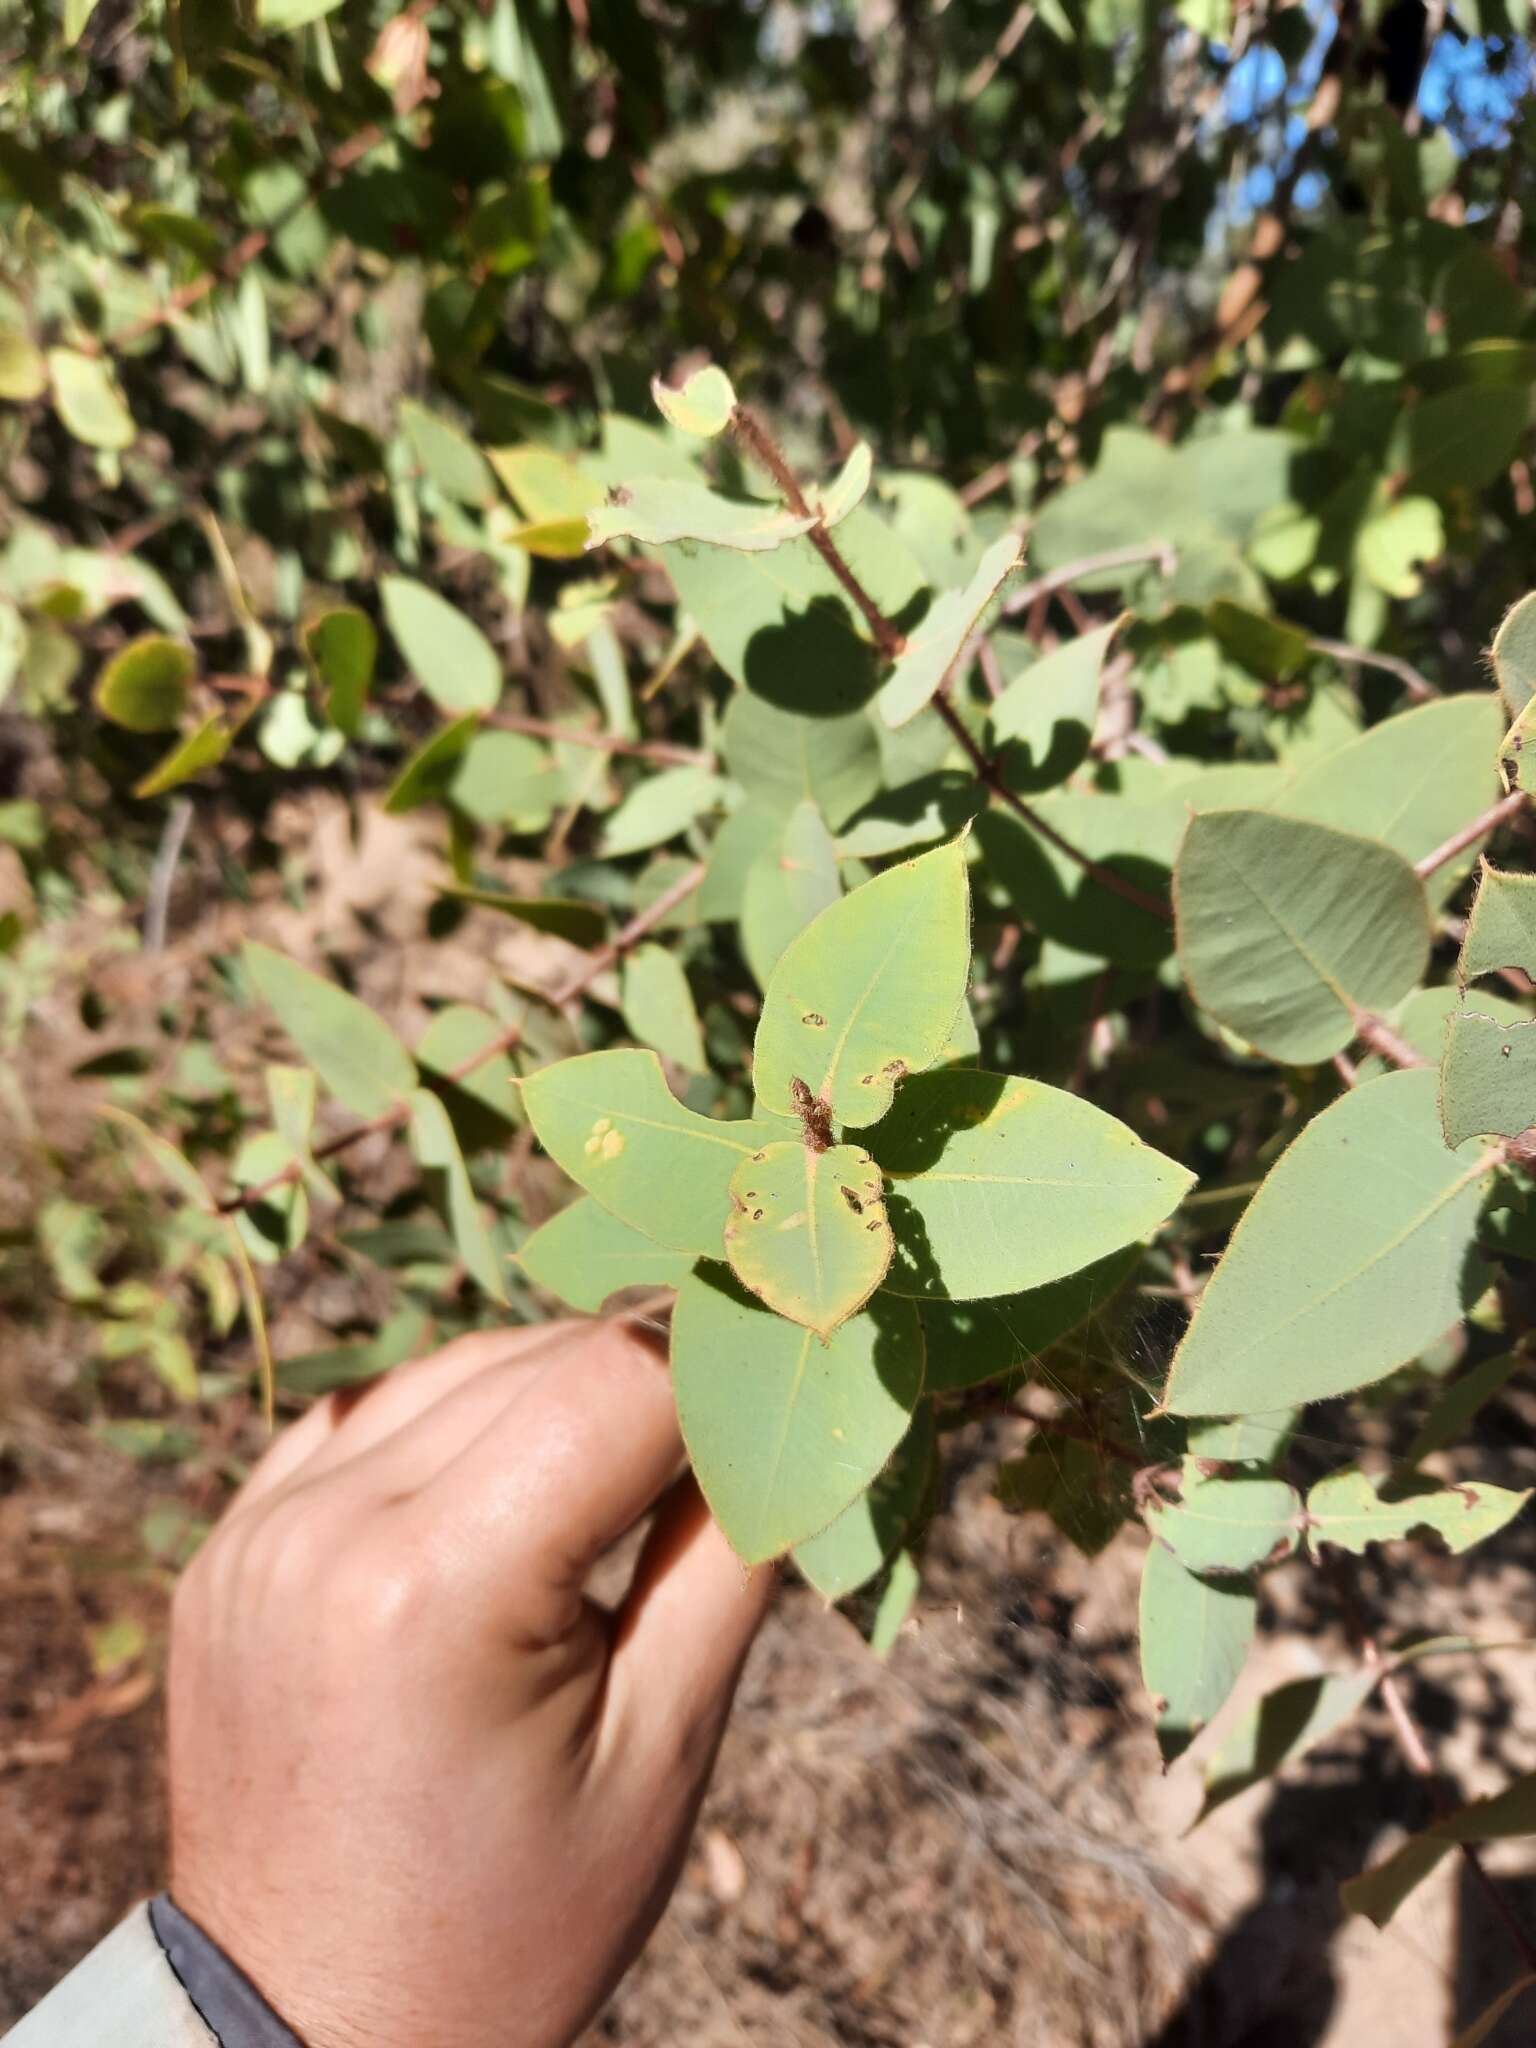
[167,1317,774,2048]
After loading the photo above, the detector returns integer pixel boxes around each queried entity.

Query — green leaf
[384,713,479,815]
[232,1131,309,1264]
[243,942,416,1120]
[864,1068,1194,1302]
[450,730,558,829]
[1304,1466,1529,1557]
[1174,810,1430,1064]
[720,693,881,832]
[620,942,707,1073]
[878,531,1023,728]
[1342,1770,1536,1928]
[590,478,816,553]
[990,619,1119,793]
[0,326,47,400]
[399,399,497,507]
[975,797,1176,971]
[919,1247,1138,1392]
[752,838,971,1126]
[442,887,605,946]
[1441,1010,1536,1146]
[517,1197,693,1311]
[488,444,603,525]
[1356,493,1443,598]
[671,1266,924,1563]
[1498,696,1536,793]
[867,1548,921,1656]
[1493,593,1536,716]
[133,714,233,798]
[305,608,377,736]
[810,442,874,528]
[600,763,725,857]
[651,364,736,437]
[1406,1350,1527,1466]
[415,1003,520,1142]
[1146,1464,1300,1574]
[1197,1672,1377,1822]
[94,635,194,733]
[997,1435,1133,1556]
[740,799,842,990]
[256,0,342,24]
[1165,1070,1495,1417]
[793,1404,935,1601]
[1185,1410,1298,1468]
[1460,860,1536,983]
[1273,695,1503,900]
[1139,1541,1256,1765]
[521,1047,788,1253]
[380,575,501,714]
[723,1139,892,1338]
[408,1088,507,1302]
[1401,385,1528,497]
[48,347,135,450]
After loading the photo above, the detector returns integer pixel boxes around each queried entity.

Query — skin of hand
[167,1317,774,2048]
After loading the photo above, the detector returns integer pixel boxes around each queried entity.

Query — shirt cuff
[149,1896,305,2048]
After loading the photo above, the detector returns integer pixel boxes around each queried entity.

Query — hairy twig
[1308,636,1439,705]
[1350,1009,1429,1071]
[1415,790,1528,881]
[220,860,706,1215]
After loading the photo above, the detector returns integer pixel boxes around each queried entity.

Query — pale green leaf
[1343,1771,1536,1928]
[1197,1672,1377,1822]
[95,635,194,733]
[1139,1541,1257,1765]
[600,763,725,857]
[521,1047,789,1253]
[1441,1011,1536,1146]
[517,1197,692,1311]
[1493,592,1536,716]
[589,478,815,553]
[381,575,501,714]
[723,1139,892,1338]
[1305,1466,1529,1558]
[1461,860,1536,982]
[399,399,497,507]
[1356,494,1443,598]
[133,714,233,798]
[671,1267,924,1563]
[1165,1070,1495,1417]
[651,365,736,438]
[865,1068,1194,1302]
[868,1548,921,1656]
[752,838,971,1126]
[450,730,558,830]
[415,1003,520,1139]
[621,942,707,1073]
[1175,810,1430,1064]
[243,942,416,1120]
[740,799,842,990]
[49,347,135,450]
[990,619,1120,793]
[0,327,47,400]
[232,1131,309,1264]
[409,1088,507,1302]
[809,442,873,528]
[256,0,343,24]
[878,531,1023,728]
[305,608,376,736]
[1146,1465,1300,1575]
[720,693,881,832]
[794,1404,935,1602]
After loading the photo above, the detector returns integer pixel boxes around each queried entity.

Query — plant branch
[729,404,906,658]
[1350,1009,1429,1070]
[1415,790,1528,882]
[218,860,706,1216]
[1308,637,1439,704]
[998,542,1177,619]
[490,711,710,767]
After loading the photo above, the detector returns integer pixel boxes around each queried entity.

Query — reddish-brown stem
[1350,1009,1429,1070]
[219,860,706,1215]
[1308,637,1438,704]
[1415,789,1528,881]
[998,542,1178,620]
[729,405,906,659]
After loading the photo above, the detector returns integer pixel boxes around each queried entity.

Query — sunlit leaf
[1197,1672,1377,1822]
[794,1403,935,1601]
[589,477,816,553]
[878,531,1023,728]
[49,347,135,450]
[651,364,736,437]
[723,1139,892,1337]
[409,1088,507,1302]
[1441,1010,1536,1146]
[1139,1540,1256,1765]
[244,942,416,1120]
[95,635,194,733]
[620,942,707,1072]
[1304,1465,1529,1557]
[381,575,501,714]
[517,1197,692,1311]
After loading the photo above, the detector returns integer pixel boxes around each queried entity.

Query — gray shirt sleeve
[149,1897,305,2048]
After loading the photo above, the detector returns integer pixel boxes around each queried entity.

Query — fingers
[608,1477,775,1739]
[407,1317,685,1639]
[230,1325,581,1517]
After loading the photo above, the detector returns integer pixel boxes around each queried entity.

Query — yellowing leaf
[95,635,194,732]
[49,347,135,450]
[651,364,737,437]
[723,1140,892,1338]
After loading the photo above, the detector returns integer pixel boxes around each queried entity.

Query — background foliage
[6,0,1536,2027]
